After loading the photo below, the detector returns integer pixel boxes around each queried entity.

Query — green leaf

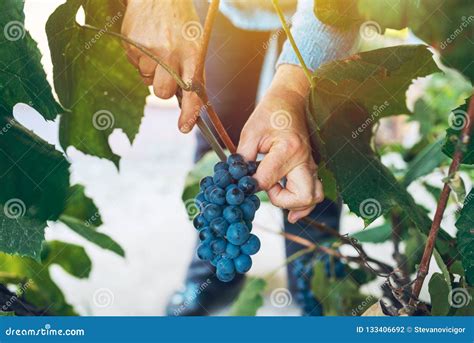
[46,0,149,166]
[423,182,442,201]
[41,240,92,279]
[317,0,474,82]
[348,266,376,285]
[0,240,92,315]
[0,213,46,261]
[0,312,15,316]
[404,228,425,274]
[402,137,447,186]
[311,261,373,315]
[60,215,125,257]
[455,189,474,285]
[230,277,266,316]
[63,184,102,227]
[318,164,338,202]
[0,0,61,119]
[0,118,70,259]
[443,101,474,165]
[307,45,453,244]
[449,260,465,276]
[350,221,392,243]
[314,0,360,28]
[433,249,451,286]
[182,152,219,218]
[59,184,123,256]
[428,273,450,316]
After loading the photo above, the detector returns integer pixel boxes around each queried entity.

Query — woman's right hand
[122,0,203,132]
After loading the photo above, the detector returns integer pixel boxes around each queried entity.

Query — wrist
[270,64,310,99]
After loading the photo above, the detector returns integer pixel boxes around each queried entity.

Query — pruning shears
[175,88,227,162]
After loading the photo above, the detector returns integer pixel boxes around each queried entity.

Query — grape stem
[255,222,392,276]
[271,0,316,88]
[265,246,316,280]
[410,95,474,305]
[82,0,236,153]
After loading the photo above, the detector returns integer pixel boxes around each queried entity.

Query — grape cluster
[292,252,345,316]
[193,153,261,282]
[292,254,323,316]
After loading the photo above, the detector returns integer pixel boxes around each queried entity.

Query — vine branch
[272,0,315,87]
[411,96,474,303]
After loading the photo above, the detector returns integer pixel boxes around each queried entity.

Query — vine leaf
[311,261,372,315]
[350,221,393,244]
[0,240,92,315]
[62,184,103,227]
[0,118,70,260]
[315,0,474,82]
[46,0,149,167]
[0,0,61,119]
[442,100,474,165]
[230,277,266,316]
[455,189,474,285]
[307,45,452,242]
[59,184,124,257]
[402,137,447,187]
[428,273,451,316]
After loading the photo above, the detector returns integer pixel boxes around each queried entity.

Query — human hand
[237,65,324,223]
[122,0,202,132]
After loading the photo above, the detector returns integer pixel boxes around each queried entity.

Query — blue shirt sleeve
[277,0,358,71]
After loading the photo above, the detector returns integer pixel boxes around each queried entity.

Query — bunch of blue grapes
[292,252,345,316]
[193,153,261,282]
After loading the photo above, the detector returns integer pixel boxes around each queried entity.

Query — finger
[287,175,325,223]
[288,206,316,224]
[125,46,140,67]
[138,55,157,78]
[179,91,202,133]
[178,59,201,132]
[253,146,294,191]
[142,76,154,86]
[266,164,316,209]
[153,59,178,99]
[237,130,260,162]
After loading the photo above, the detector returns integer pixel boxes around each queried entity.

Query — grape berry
[193,153,261,282]
[292,252,346,316]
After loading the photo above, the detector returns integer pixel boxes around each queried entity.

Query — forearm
[277,0,357,71]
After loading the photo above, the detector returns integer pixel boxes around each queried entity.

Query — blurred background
[14,0,466,316]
